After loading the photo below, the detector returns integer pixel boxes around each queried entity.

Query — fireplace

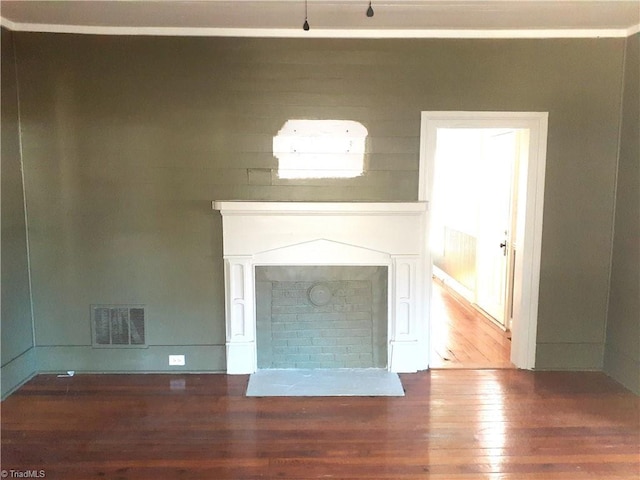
[255,265,388,369]
[212,201,429,374]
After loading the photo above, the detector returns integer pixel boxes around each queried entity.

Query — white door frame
[419,111,548,370]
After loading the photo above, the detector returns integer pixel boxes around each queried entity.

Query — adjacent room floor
[430,278,514,369]
[2,371,639,479]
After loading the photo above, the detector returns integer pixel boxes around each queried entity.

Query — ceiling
[1,0,639,38]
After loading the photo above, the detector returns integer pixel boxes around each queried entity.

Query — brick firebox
[256,266,387,369]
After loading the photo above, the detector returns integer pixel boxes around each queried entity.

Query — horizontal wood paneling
[12,33,626,371]
[1,27,35,398]
[604,33,640,394]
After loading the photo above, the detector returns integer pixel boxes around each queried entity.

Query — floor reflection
[476,373,507,472]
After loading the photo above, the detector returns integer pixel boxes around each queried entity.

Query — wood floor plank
[430,280,513,368]
[2,370,638,479]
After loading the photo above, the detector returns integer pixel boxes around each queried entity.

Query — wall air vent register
[91,305,146,348]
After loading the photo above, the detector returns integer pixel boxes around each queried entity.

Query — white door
[475,130,517,326]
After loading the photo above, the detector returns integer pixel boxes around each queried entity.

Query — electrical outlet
[169,354,185,366]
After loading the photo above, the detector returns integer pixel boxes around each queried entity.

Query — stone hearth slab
[246,368,405,397]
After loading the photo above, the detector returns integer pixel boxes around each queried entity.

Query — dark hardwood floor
[2,370,639,479]
[430,279,514,369]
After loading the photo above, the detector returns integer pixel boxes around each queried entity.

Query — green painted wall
[9,33,628,373]
[604,33,640,394]
[1,28,36,398]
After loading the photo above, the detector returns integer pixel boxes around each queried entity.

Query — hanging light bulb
[303,0,310,30]
[366,1,374,17]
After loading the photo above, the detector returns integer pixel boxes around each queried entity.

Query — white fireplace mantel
[212,201,429,374]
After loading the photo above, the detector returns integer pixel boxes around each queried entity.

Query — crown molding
[627,23,640,36]
[1,18,637,39]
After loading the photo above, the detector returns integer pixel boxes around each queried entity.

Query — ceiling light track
[302,1,375,31]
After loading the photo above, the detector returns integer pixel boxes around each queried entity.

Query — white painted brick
[271,331,300,341]
[285,354,310,363]
[258,269,387,369]
[321,346,349,355]
[295,360,344,369]
[347,345,373,354]
[312,337,337,346]
[272,314,299,323]
[337,320,373,330]
[344,328,372,337]
[296,329,324,338]
[297,346,324,355]
[271,305,297,314]
[335,337,366,346]
[297,313,342,323]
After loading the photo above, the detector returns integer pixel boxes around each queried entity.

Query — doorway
[419,112,548,370]
[429,128,519,368]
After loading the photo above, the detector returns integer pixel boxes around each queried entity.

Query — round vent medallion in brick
[308,283,332,306]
